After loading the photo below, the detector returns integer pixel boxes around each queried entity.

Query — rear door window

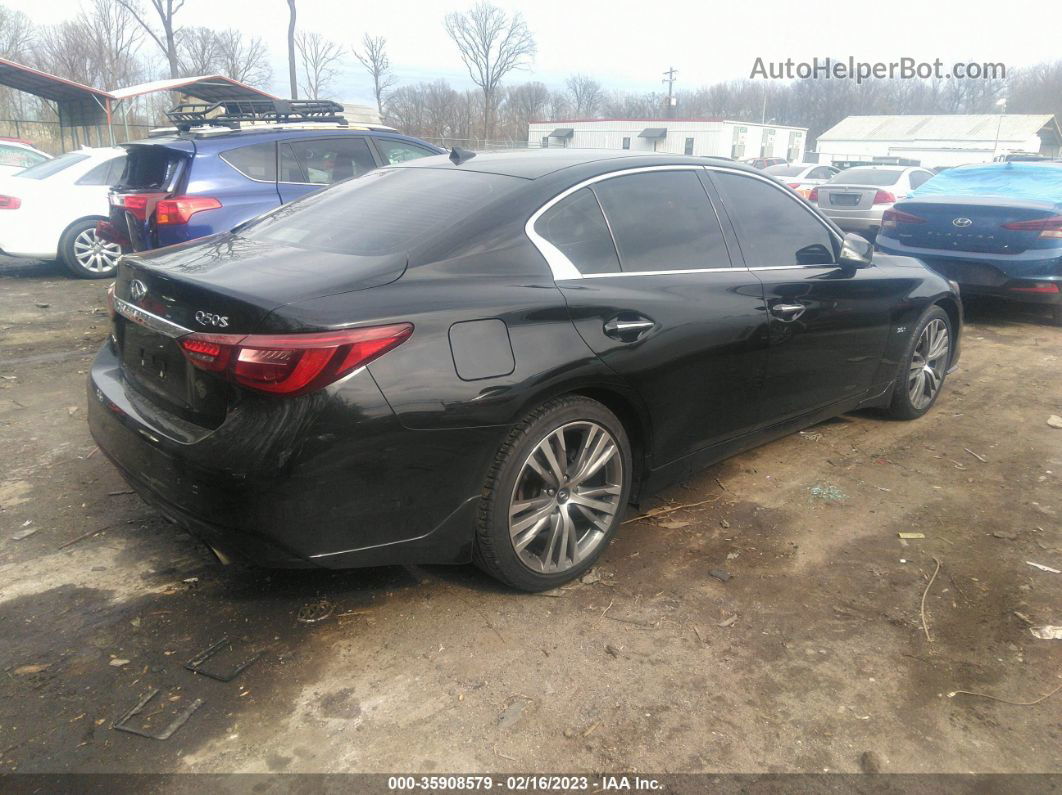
[712,171,836,267]
[534,188,620,274]
[221,142,277,182]
[909,170,933,189]
[76,156,128,186]
[374,138,438,165]
[592,170,732,272]
[279,137,377,185]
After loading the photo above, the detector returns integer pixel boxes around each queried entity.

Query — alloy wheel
[73,228,121,274]
[908,318,949,410]
[508,421,624,574]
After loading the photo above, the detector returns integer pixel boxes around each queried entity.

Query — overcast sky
[5,0,1059,104]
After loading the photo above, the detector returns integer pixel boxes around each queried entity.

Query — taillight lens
[1008,282,1060,294]
[786,182,801,189]
[178,324,413,396]
[112,193,150,221]
[156,196,222,225]
[808,187,819,202]
[881,209,926,230]
[1001,215,1062,239]
[0,195,21,209]
[872,190,896,204]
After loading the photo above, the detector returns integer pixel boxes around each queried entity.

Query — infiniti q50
[88,150,962,591]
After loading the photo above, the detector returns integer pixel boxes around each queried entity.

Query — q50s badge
[195,310,230,328]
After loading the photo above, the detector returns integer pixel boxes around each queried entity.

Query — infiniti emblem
[130,279,148,301]
[952,217,973,228]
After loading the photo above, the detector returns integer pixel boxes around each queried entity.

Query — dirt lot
[1,255,1060,775]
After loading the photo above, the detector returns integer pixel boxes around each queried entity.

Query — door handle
[603,316,655,340]
[770,303,806,322]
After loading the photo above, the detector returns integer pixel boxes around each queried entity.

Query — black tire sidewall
[61,219,117,279]
[890,305,952,420]
[478,398,632,592]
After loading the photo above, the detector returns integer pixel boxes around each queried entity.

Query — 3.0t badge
[195,310,230,328]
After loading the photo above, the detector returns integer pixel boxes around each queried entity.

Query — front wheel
[60,219,122,279]
[474,396,632,591]
[888,305,952,420]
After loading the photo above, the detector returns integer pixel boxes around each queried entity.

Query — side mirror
[838,233,874,268]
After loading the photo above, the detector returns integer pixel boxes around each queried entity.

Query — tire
[887,305,952,420]
[474,396,633,591]
[59,218,122,279]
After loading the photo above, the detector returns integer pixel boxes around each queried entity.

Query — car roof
[393,148,752,180]
[134,126,440,151]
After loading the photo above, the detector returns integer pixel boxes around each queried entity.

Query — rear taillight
[1001,215,1062,239]
[156,196,222,226]
[0,195,21,209]
[786,182,801,189]
[178,324,413,396]
[872,190,896,204]
[881,209,926,230]
[111,193,151,221]
[808,187,819,202]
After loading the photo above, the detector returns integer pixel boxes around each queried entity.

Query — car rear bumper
[87,340,489,569]
[817,206,886,233]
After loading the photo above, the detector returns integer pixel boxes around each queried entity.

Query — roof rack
[165,99,348,132]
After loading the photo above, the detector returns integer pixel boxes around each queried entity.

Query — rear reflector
[881,209,925,230]
[1008,282,1060,294]
[156,196,222,226]
[872,190,897,205]
[0,195,20,209]
[1001,215,1062,239]
[178,324,413,396]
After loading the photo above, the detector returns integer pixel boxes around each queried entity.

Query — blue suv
[104,100,445,254]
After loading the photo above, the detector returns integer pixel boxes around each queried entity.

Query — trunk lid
[112,233,407,425]
[108,140,194,251]
[890,196,1060,255]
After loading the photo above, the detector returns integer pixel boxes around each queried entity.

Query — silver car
[764,163,840,198]
[812,166,935,238]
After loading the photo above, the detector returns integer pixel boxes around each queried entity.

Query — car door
[531,166,769,466]
[277,136,380,203]
[709,167,899,419]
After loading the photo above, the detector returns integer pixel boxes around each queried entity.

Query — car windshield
[16,152,89,180]
[238,166,521,256]
[764,166,804,176]
[830,168,903,186]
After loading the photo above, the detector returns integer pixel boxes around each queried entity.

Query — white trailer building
[527,118,807,161]
[815,114,1061,169]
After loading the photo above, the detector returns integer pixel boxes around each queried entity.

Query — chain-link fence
[0,119,157,154]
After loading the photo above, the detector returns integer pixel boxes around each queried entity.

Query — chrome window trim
[113,296,192,339]
[526,164,842,281]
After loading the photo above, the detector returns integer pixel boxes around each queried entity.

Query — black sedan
[88,149,962,591]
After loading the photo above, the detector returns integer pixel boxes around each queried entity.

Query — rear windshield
[764,165,804,177]
[830,168,902,186]
[118,146,186,190]
[17,152,88,179]
[238,167,520,256]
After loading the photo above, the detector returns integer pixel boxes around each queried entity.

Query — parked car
[811,166,936,239]
[88,149,961,591]
[0,139,50,176]
[741,156,787,170]
[0,147,127,277]
[876,161,1062,324]
[764,163,839,198]
[103,100,445,259]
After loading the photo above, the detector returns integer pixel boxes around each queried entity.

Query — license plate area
[120,321,190,408]
[830,193,861,206]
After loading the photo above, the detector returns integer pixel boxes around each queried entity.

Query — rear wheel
[60,219,121,279]
[887,305,952,420]
[474,396,632,591]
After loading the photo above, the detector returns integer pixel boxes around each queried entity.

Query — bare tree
[444,1,535,140]
[216,29,272,87]
[0,5,35,61]
[286,0,297,99]
[177,26,220,76]
[37,0,143,88]
[116,0,185,79]
[353,33,396,116]
[566,74,603,118]
[295,31,344,100]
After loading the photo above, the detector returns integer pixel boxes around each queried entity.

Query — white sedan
[0,139,51,176]
[763,163,839,198]
[0,147,127,278]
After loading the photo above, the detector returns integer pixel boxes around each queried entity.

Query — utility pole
[662,66,678,118]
